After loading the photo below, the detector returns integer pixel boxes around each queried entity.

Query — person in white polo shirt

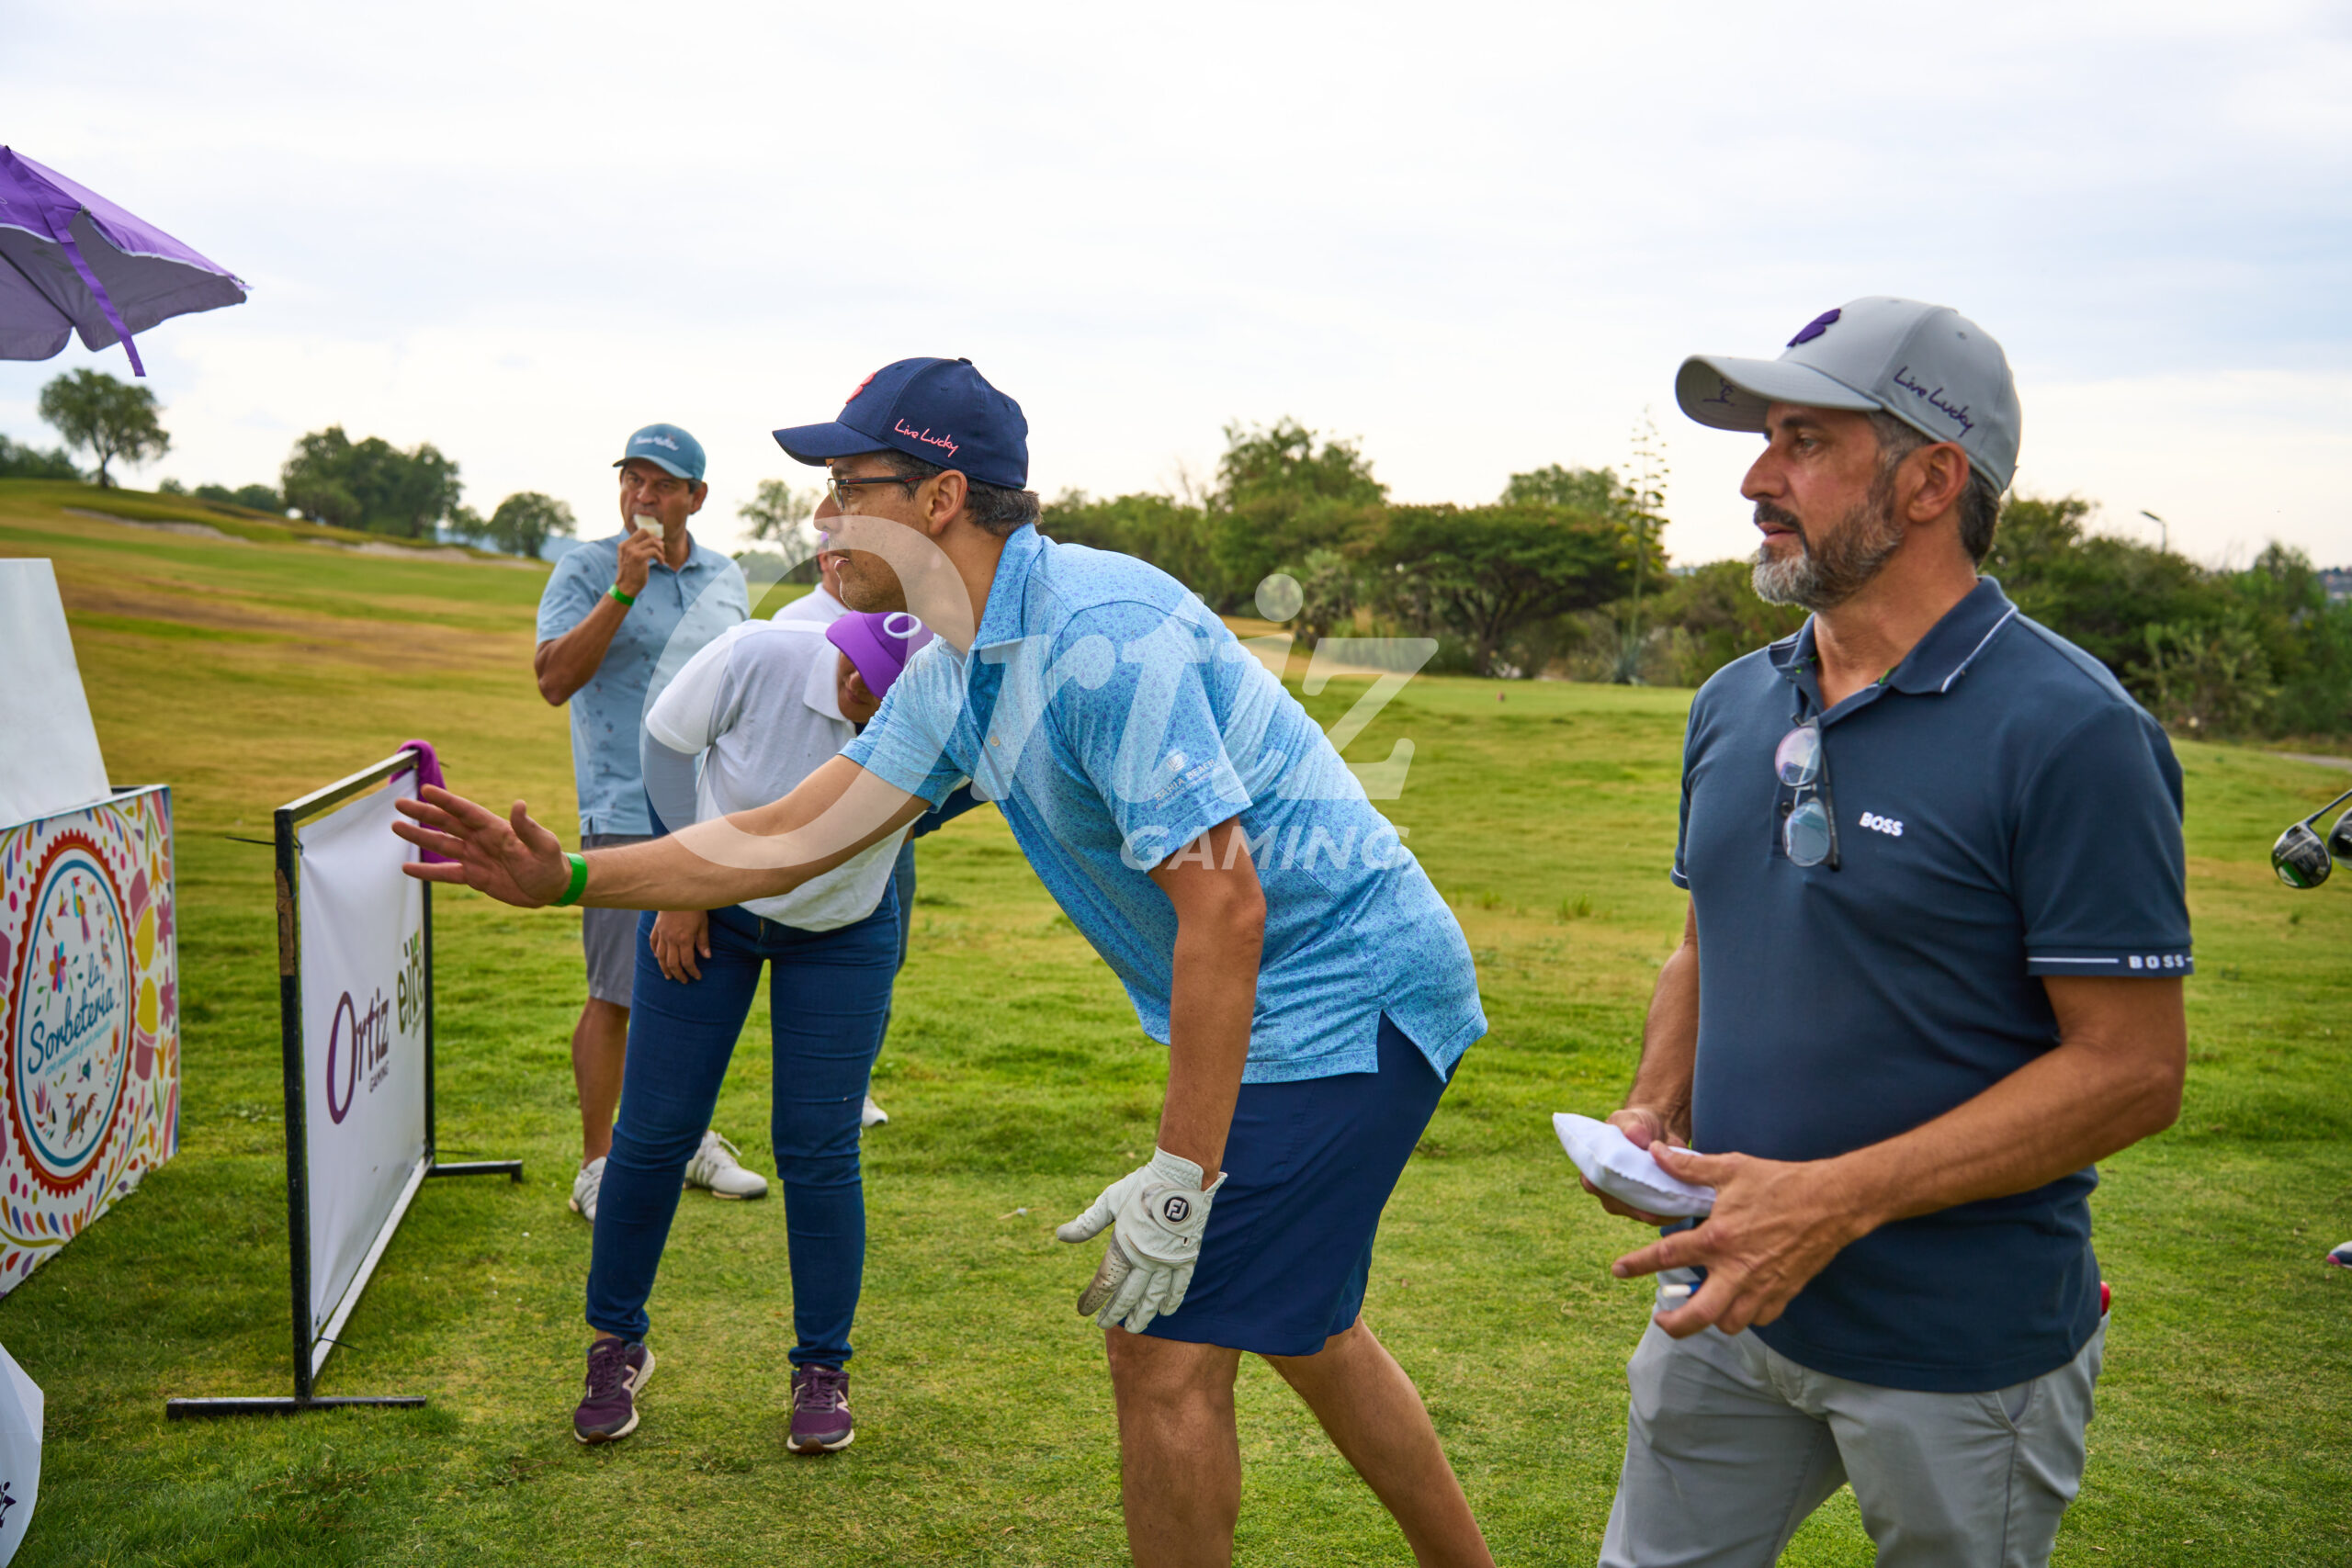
[569,610,933,1452]
[775,546,851,626]
[767,547,891,1129]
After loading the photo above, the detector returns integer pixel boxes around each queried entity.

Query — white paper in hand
[1553,1113,1716,1218]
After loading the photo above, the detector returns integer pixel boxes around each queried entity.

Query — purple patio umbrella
[0,147,246,378]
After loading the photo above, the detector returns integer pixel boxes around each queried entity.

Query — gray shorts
[581,832,650,1006]
[1601,1297,2103,1568]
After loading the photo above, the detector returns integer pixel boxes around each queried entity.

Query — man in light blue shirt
[533,423,751,1221]
[405,361,1497,1568]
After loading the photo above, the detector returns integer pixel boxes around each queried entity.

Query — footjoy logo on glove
[1162,1195,1190,1223]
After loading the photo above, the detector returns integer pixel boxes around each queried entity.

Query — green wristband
[552,852,590,908]
[607,584,637,607]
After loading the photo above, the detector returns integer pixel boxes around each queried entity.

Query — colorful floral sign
[0,788,176,1293]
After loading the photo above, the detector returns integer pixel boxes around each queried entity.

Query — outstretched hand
[393,785,571,908]
[1608,1144,1877,1340]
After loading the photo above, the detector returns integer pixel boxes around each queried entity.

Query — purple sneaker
[787,1364,854,1453]
[573,1337,655,1444]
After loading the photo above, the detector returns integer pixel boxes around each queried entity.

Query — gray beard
[1750,479,1906,610]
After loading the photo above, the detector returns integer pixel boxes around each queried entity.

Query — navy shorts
[1140,1015,1451,1358]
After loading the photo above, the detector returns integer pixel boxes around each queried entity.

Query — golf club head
[2273,821,2333,889]
[2330,807,2352,867]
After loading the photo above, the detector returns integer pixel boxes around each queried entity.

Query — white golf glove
[1057,1147,1227,1334]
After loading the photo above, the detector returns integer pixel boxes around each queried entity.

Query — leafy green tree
[194,481,282,513]
[37,368,168,487]
[1647,559,1808,685]
[1294,547,1361,648]
[1505,427,1671,682]
[0,434,82,480]
[1042,490,1229,602]
[1499,463,1635,514]
[280,426,463,537]
[1208,419,1388,603]
[740,479,819,553]
[1375,502,1642,676]
[483,491,577,558]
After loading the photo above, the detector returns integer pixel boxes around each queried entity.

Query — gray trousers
[1600,1309,2103,1568]
[580,832,651,1005]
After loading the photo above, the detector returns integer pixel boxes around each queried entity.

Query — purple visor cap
[825,611,936,701]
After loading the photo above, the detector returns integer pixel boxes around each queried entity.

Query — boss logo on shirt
[1858,810,1905,838]
[2127,953,2190,970]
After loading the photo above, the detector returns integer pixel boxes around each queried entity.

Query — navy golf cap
[774,357,1029,490]
[615,422,707,482]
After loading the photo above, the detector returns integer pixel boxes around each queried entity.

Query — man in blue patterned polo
[532,423,755,1221]
[402,361,1499,1567]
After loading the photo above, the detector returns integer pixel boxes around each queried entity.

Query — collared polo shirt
[1673,577,2190,1393]
[843,525,1487,1083]
[536,532,748,836]
[772,583,847,626]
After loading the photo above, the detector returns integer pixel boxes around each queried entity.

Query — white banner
[296,770,427,1341]
[0,560,110,828]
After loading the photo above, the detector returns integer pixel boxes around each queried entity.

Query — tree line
[1,369,577,559]
[1038,418,2351,739]
[8,371,2345,735]
[1040,418,1666,679]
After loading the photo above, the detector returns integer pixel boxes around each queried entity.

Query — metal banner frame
[167,750,520,1417]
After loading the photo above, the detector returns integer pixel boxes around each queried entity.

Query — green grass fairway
[3,481,2348,1565]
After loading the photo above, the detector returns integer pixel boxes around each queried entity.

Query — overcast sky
[5,1,2346,567]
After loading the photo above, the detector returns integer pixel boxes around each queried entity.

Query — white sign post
[296,774,431,1365]
[166,750,520,1417]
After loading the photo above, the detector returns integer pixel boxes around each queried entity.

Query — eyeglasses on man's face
[2271,785,2352,889]
[825,472,920,512]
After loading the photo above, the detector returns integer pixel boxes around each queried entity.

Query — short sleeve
[536,551,601,644]
[842,641,967,807]
[1671,702,1702,890]
[1049,604,1251,872]
[2012,702,2193,976]
[644,624,742,754]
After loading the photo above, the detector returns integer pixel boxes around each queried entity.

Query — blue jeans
[585,896,899,1365]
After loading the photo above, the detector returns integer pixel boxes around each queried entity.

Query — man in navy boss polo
[1586,299,2189,1568]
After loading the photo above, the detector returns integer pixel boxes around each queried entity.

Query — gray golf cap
[1675,297,2021,491]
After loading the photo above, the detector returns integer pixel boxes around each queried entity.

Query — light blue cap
[614,423,706,482]
[1675,297,2021,491]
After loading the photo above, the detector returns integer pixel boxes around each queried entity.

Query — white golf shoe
[684,1130,768,1200]
[862,1096,889,1129]
[571,1156,606,1223]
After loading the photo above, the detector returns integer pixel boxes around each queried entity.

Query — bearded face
[1751,458,1909,610]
